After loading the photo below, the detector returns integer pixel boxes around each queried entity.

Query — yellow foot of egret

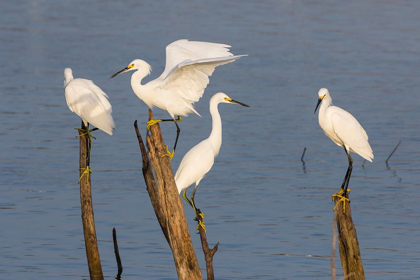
[161,145,175,161]
[332,190,350,214]
[75,128,96,140]
[78,166,92,183]
[146,119,162,130]
[196,220,206,232]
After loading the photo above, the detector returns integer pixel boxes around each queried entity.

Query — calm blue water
[1,1,420,279]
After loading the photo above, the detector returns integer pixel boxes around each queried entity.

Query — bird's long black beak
[110,67,129,79]
[230,99,250,107]
[314,98,322,114]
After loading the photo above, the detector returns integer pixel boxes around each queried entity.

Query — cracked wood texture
[79,122,104,280]
[134,111,202,280]
[333,195,365,280]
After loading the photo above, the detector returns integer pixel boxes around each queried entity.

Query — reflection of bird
[110,39,245,160]
[64,68,115,136]
[314,88,373,211]
[175,92,249,230]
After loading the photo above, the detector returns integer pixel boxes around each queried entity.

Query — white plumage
[314,88,373,203]
[175,92,249,204]
[64,68,115,135]
[111,39,245,118]
[315,88,373,162]
[110,40,245,158]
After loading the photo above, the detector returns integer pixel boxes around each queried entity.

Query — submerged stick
[134,112,202,280]
[332,195,365,280]
[301,147,307,163]
[78,121,104,280]
[113,228,123,279]
[385,140,402,165]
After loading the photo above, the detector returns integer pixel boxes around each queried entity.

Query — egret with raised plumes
[110,39,245,160]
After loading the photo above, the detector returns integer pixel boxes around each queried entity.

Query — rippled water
[1,1,420,279]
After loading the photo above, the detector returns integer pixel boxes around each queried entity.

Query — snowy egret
[314,88,373,210]
[64,68,115,136]
[175,92,249,230]
[110,39,245,160]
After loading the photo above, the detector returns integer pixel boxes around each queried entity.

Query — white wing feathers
[156,39,245,104]
[160,39,235,79]
[160,56,244,103]
[65,78,115,135]
[331,112,373,162]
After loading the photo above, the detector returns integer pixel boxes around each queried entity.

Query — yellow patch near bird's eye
[128,64,134,68]
[320,94,326,99]
[224,97,232,101]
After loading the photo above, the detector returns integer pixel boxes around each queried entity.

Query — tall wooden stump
[134,111,202,280]
[333,195,365,280]
[78,122,104,280]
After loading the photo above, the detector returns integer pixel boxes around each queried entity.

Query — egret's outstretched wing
[65,79,115,135]
[159,39,235,80]
[159,56,244,103]
[331,111,373,161]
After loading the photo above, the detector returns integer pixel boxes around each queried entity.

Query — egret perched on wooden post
[314,88,373,210]
[110,39,246,160]
[175,92,249,230]
[64,68,115,182]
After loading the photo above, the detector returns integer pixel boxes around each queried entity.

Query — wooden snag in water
[333,195,365,280]
[78,121,104,280]
[134,110,202,280]
[196,211,219,280]
[113,227,123,279]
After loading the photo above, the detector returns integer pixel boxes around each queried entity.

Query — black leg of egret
[150,116,182,160]
[191,183,204,219]
[155,116,182,152]
[342,147,353,197]
[173,120,181,152]
[190,183,205,232]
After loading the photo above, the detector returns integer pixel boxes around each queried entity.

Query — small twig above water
[362,160,366,169]
[113,227,123,279]
[301,147,307,163]
[386,140,402,166]
[301,147,307,173]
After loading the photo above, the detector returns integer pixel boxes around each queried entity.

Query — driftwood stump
[196,212,219,280]
[134,111,202,280]
[333,195,365,280]
[78,122,104,280]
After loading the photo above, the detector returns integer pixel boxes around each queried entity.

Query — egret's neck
[130,69,148,92]
[64,73,74,87]
[319,94,333,115]
[208,101,222,157]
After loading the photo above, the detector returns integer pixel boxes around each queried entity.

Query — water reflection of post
[78,121,104,280]
[134,111,202,280]
[332,195,365,280]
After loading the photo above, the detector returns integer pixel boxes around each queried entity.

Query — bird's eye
[224,97,231,101]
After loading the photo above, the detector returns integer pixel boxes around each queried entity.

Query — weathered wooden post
[333,195,365,280]
[134,111,202,280]
[78,121,104,280]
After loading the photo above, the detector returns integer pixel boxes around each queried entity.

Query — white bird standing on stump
[64,68,116,183]
[314,88,373,210]
[64,68,115,136]
[110,39,246,160]
[175,92,249,230]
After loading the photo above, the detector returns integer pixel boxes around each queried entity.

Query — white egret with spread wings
[110,39,245,160]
